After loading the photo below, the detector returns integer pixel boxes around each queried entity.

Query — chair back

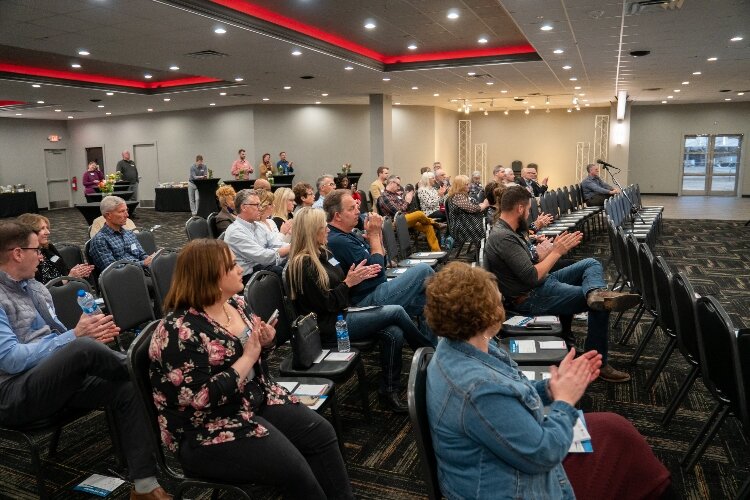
[625,234,642,294]
[56,243,84,271]
[407,347,441,500]
[46,277,92,330]
[185,216,210,241]
[244,271,293,346]
[126,320,183,480]
[637,243,657,312]
[652,256,676,335]
[358,191,370,213]
[528,195,539,225]
[99,260,155,331]
[696,296,750,430]
[206,212,219,238]
[135,231,157,254]
[671,271,701,364]
[394,213,414,258]
[614,227,632,286]
[381,217,401,265]
[151,250,179,316]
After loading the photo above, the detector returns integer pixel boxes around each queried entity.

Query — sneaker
[599,364,631,383]
[586,289,640,312]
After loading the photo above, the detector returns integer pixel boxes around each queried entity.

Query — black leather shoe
[379,392,408,414]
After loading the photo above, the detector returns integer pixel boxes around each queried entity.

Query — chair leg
[48,426,63,457]
[618,303,644,345]
[645,337,677,390]
[682,404,730,472]
[355,360,371,422]
[662,365,699,427]
[327,389,346,459]
[630,317,658,366]
[18,433,49,500]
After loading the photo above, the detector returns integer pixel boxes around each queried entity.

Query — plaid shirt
[377,189,409,217]
[89,224,147,271]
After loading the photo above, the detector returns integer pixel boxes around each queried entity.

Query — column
[369,94,393,180]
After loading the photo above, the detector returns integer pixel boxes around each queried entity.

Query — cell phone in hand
[267,309,279,324]
[152,248,164,259]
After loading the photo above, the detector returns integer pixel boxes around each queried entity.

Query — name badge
[50,255,60,263]
[328,257,339,267]
[131,243,138,252]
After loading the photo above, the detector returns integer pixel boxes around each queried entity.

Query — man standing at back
[518,164,549,197]
[370,166,389,212]
[116,150,139,200]
[582,163,620,206]
[276,151,294,174]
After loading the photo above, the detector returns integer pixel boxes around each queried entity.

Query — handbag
[291,312,322,369]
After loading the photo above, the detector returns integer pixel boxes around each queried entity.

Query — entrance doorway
[681,134,743,196]
[133,143,159,207]
[44,149,70,209]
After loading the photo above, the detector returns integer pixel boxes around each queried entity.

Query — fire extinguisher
[71,176,78,191]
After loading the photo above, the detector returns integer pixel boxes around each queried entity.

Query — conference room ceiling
[0,0,748,120]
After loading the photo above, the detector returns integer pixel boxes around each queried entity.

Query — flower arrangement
[98,171,122,194]
[341,163,352,175]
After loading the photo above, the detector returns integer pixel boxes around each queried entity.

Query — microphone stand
[600,163,646,225]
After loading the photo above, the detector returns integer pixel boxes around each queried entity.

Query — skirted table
[85,191,134,203]
[75,200,139,225]
[192,178,220,219]
[0,191,38,218]
[224,179,255,192]
[155,187,191,212]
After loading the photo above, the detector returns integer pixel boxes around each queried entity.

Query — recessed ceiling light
[54,109,61,112]
[504,110,509,115]
[395,102,401,105]
[163,98,171,102]
[364,21,376,30]
[707,57,718,61]
[169,65,180,71]
[569,77,578,81]
[105,112,111,115]
[738,92,745,96]
[725,98,732,101]
[567,108,572,113]
[209,103,216,106]
[447,9,460,20]
[106,92,114,96]
[321,93,329,96]
[730,36,743,42]
[37,100,44,104]
[67,116,73,119]
[214,27,226,34]
[78,50,90,56]
[585,103,590,107]
[579,93,585,96]
[553,49,564,54]
[144,74,153,79]
[291,49,302,56]
[262,98,269,101]
[574,86,581,90]
[344,66,354,71]
[540,24,553,31]
[467,72,476,76]
[315,101,321,104]
[661,100,667,104]
[667,95,673,99]
[407,44,418,50]
[486,82,494,86]
[582,99,589,102]
[32,84,41,88]
[411,86,418,90]
[382,77,390,81]
[220,92,227,95]
[234,77,244,82]
[71,63,81,68]
[15,113,22,116]
[97,105,104,108]
[478,37,488,44]
[147,108,153,112]
[682,81,689,85]
[562,65,572,70]
[433,93,439,97]
[522,100,528,104]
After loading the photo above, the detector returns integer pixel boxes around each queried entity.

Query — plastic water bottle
[77,289,102,315]
[335,314,350,353]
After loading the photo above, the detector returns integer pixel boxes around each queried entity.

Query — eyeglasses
[326,182,336,187]
[242,202,260,207]
[18,247,43,255]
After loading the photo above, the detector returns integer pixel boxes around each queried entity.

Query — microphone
[596,159,614,168]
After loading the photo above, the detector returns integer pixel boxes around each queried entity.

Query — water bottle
[335,314,350,353]
[77,289,102,315]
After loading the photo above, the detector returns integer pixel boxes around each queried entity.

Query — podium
[192,178,220,219]
[224,179,255,192]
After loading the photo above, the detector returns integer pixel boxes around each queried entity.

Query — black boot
[379,391,408,414]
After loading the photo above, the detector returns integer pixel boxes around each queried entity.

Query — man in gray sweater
[0,221,169,500]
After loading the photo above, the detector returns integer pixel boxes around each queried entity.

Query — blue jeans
[355,263,435,336]
[346,305,436,392]
[515,258,610,363]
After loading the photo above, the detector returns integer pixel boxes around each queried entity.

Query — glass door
[681,134,742,196]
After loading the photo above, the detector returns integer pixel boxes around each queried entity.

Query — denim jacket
[426,339,579,499]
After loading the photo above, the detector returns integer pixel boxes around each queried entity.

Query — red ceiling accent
[0,63,221,89]
[209,0,536,64]
[0,100,25,107]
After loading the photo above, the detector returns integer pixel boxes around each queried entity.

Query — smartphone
[152,248,164,259]
[267,309,279,324]
[298,395,319,405]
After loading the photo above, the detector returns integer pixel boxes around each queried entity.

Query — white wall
[392,106,437,176]
[629,102,750,195]
[434,107,460,177]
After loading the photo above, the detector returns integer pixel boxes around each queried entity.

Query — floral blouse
[149,295,297,452]
[418,186,442,214]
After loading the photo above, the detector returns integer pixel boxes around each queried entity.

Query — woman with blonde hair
[151,238,352,499]
[417,171,446,222]
[286,207,436,413]
[271,187,295,232]
[214,185,237,234]
[446,174,489,247]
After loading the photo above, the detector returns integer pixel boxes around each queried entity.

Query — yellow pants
[404,211,441,251]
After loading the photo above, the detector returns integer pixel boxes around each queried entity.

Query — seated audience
[416,171,446,222]
[485,186,638,382]
[313,174,336,209]
[90,215,137,238]
[271,186,295,231]
[325,190,435,340]
[89,196,156,273]
[0,221,170,500]
[468,171,484,202]
[483,181,500,225]
[225,189,289,281]
[292,182,315,213]
[434,168,450,189]
[257,190,292,243]
[150,238,351,499]
[287,208,435,412]
[502,167,518,187]
[446,175,489,246]
[254,178,271,191]
[582,163,620,206]
[17,214,94,284]
[258,153,273,180]
[518,163,549,197]
[377,175,441,252]
[492,164,505,184]
[82,161,104,195]
[370,166,389,212]
[214,185,237,234]
[424,262,672,500]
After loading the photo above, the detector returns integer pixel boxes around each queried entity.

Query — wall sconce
[616,90,628,120]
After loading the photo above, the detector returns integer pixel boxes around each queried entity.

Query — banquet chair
[45,276,93,330]
[382,218,434,267]
[55,243,84,271]
[150,250,179,316]
[99,260,155,335]
[185,216,210,241]
[643,256,679,389]
[206,212,220,238]
[135,230,157,254]
[394,213,447,262]
[629,243,660,366]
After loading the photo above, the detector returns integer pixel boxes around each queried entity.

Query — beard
[517,215,529,233]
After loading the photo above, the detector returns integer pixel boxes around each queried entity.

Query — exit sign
[48,134,61,142]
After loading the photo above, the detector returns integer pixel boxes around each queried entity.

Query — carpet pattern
[0,208,748,499]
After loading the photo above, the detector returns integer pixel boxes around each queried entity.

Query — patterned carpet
[0,207,749,499]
